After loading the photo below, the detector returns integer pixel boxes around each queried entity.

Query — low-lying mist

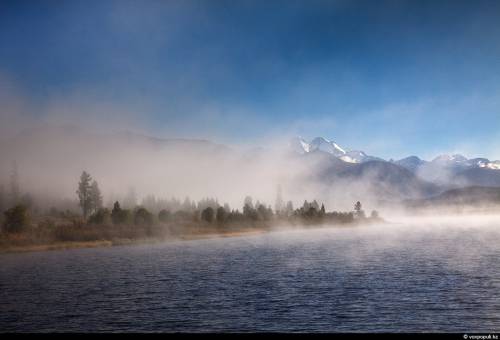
[1,122,499,220]
[0,124,406,214]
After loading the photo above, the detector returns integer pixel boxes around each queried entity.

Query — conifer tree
[76,171,92,218]
[89,180,103,214]
[201,207,215,223]
[216,206,226,223]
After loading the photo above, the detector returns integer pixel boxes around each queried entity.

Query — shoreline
[0,219,383,255]
[0,228,271,255]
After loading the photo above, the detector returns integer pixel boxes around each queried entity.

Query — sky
[1,0,500,160]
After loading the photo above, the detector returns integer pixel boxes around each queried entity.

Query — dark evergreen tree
[111,201,121,224]
[216,206,227,223]
[243,200,258,220]
[320,204,326,215]
[201,207,215,223]
[305,206,317,219]
[89,180,103,214]
[243,196,254,210]
[354,201,365,218]
[311,200,319,211]
[197,197,219,212]
[111,201,129,225]
[76,171,92,218]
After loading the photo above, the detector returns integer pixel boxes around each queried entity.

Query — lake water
[1,216,500,332]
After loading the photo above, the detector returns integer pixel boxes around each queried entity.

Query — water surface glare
[1,219,500,332]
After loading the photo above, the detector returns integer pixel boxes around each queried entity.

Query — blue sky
[1,0,500,160]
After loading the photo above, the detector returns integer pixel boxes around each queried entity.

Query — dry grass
[0,214,370,254]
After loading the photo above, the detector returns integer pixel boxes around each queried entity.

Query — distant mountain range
[289,136,500,189]
[2,127,500,208]
[291,136,500,170]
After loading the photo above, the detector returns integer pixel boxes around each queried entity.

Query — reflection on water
[1,218,500,332]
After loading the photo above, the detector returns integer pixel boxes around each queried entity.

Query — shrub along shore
[0,199,381,254]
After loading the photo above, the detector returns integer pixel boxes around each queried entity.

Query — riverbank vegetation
[0,170,382,252]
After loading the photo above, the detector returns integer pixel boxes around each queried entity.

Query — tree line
[74,172,379,228]
[1,170,380,234]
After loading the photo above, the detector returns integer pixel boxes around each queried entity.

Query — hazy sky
[1,0,500,160]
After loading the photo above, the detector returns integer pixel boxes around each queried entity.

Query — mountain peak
[309,137,346,156]
[289,136,381,163]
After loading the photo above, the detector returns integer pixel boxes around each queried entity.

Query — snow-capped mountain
[290,136,500,189]
[429,154,500,171]
[292,136,500,173]
[394,153,500,187]
[289,137,380,163]
[308,137,346,157]
[394,153,500,173]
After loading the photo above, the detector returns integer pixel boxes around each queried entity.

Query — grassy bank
[0,216,381,254]
[0,225,271,254]
[0,215,275,253]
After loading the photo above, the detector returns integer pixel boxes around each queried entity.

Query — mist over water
[2,0,500,333]
[0,124,405,212]
[2,217,500,332]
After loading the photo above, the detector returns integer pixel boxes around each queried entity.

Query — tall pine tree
[89,180,103,214]
[77,171,92,218]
